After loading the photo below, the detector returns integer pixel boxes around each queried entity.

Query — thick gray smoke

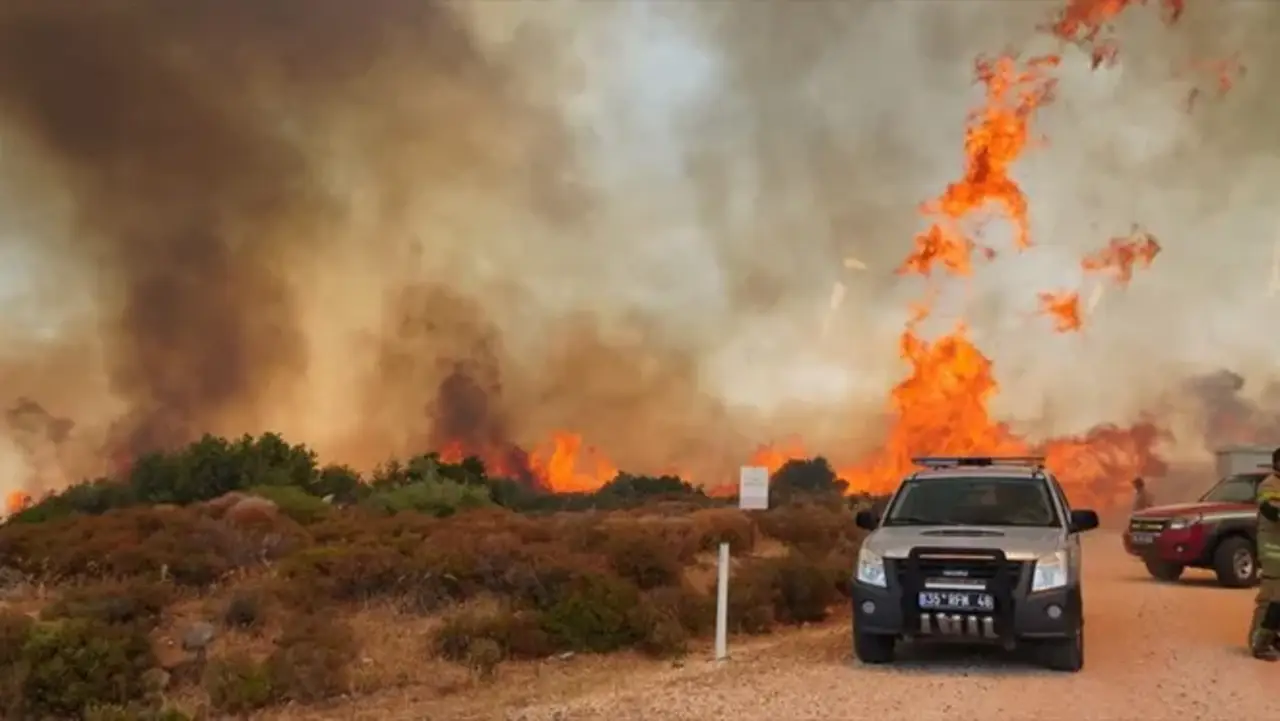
[0,0,1274,501]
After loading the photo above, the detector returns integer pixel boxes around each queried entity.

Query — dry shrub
[432,604,553,663]
[632,584,715,657]
[265,611,357,703]
[465,638,503,680]
[602,527,685,590]
[733,552,844,631]
[83,704,192,721]
[0,507,271,587]
[727,563,777,635]
[756,503,861,557]
[43,580,174,630]
[221,587,270,631]
[644,584,715,637]
[689,508,756,554]
[279,543,416,603]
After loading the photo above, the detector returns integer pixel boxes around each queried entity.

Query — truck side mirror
[1070,509,1099,533]
[855,509,879,531]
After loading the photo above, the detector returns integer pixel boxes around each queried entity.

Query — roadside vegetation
[0,433,875,719]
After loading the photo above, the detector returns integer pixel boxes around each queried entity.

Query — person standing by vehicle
[1131,477,1153,513]
[1250,449,1280,661]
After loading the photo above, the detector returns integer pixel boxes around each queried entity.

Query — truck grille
[893,548,1023,641]
[1128,518,1168,534]
[893,556,1025,584]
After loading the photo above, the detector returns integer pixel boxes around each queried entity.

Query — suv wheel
[1040,624,1084,672]
[852,628,896,665]
[1144,560,1184,582]
[1212,536,1258,588]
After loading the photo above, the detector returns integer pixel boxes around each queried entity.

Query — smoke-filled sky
[0,0,1277,497]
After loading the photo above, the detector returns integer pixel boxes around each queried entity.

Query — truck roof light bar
[911,456,1047,469]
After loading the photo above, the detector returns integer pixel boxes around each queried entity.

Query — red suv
[1123,471,1263,587]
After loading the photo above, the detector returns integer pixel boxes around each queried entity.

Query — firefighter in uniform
[1250,448,1280,661]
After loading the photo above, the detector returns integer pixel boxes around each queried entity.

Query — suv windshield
[884,475,1060,527]
[1200,473,1263,504]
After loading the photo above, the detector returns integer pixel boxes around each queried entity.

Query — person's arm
[1262,497,1279,522]
[1260,480,1280,521]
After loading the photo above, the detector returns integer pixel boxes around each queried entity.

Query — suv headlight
[1167,514,1202,530]
[1031,550,1069,593]
[856,548,887,588]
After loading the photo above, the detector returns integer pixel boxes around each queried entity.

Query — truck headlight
[1167,514,1202,530]
[856,548,887,588]
[1031,550,1068,592]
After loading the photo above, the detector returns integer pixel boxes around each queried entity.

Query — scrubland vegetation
[0,433,873,719]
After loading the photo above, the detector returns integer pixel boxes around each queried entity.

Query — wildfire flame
[4,491,30,515]
[1045,0,1185,67]
[444,26,1179,507]
[845,48,1170,508]
[1037,227,1162,331]
[897,56,1058,277]
[1038,291,1084,332]
[1081,228,1162,286]
[5,0,1202,512]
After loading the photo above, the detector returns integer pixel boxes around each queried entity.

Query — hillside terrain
[0,433,867,720]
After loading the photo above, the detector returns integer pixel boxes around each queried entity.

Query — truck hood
[1131,501,1254,520]
[863,525,1063,561]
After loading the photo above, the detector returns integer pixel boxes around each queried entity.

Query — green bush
[204,653,275,715]
[246,484,331,524]
[539,574,645,653]
[0,610,33,718]
[361,478,493,518]
[19,618,155,718]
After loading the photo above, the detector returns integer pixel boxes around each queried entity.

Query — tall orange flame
[898,56,1058,277]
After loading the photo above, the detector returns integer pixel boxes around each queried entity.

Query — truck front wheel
[1212,536,1258,588]
[1144,560,1184,582]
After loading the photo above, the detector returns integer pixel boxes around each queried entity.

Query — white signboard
[738,466,770,510]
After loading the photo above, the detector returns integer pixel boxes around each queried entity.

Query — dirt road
[491,532,1270,721]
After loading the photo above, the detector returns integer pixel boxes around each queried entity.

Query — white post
[715,540,730,661]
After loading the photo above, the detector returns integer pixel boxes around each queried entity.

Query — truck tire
[852,628,896,665]
[1144,560,1184,582]
[1040,624,1084,672]
[1212,536,1258,588]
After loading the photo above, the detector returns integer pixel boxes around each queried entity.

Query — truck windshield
[883,476,1060,527]
[1200,473,1264,504]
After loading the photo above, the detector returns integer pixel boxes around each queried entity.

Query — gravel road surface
[499,532,1272,721]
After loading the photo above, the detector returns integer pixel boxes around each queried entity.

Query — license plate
[918,591,994,611]
[1130,532,1156,544]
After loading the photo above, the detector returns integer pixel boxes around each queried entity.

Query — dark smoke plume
[0,1,497,458]
[1180,369,1280,450]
